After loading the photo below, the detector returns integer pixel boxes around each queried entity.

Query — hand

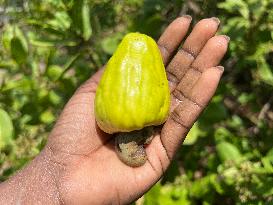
[0,16,229,205]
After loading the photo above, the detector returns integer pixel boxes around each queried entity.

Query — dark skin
[0,16,229,205]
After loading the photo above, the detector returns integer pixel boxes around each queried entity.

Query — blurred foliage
[0,0,273,204]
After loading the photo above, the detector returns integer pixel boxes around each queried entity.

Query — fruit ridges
[95,33,170,134]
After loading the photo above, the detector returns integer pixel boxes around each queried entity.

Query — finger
[85,67,105,85]
[166,17,220,91]
[172,67,202,103]
[182,17,220,56]
[157,15,192,65]
[191,35,230,72]
[166,50,194,91]
[161,66,224,159]
[172,35,229,97]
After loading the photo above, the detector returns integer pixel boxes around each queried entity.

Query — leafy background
[0,0,273,204]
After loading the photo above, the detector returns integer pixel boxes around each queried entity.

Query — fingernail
[216,66,225,73]
[221,35,230,42]
[182,15,192,21]
[211,17,220,25]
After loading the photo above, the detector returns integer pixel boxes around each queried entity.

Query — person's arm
[0,16,228,205]
[0,149,61,204]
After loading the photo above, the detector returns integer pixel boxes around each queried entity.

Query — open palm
[0,16,229,205]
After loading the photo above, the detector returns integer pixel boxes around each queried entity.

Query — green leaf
[257,57,273,86]
[29,37,78,47]
[201,96,228,124]
[218,0,249,19]
[70,0,92,41]
[101,33,123,55]
[210,175,225,194]
[183,123,200,145]
[10,37,28,65]
[144,182,161,205]
[0,109,14,149]
[81,0,92,41]
[49,91,62,105]
[190,175,213,198]
[214,127,234,142]
[46,65,63,81]
[261,157,273,173]
[2,24,14,51]
[40,110,55,124]
[12,26,29,63]
[47,11,71,32]
[266,148,273,158]
[2,77,33,91]
[216,142,242,163]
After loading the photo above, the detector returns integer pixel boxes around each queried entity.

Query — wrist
[0,148,62,205]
